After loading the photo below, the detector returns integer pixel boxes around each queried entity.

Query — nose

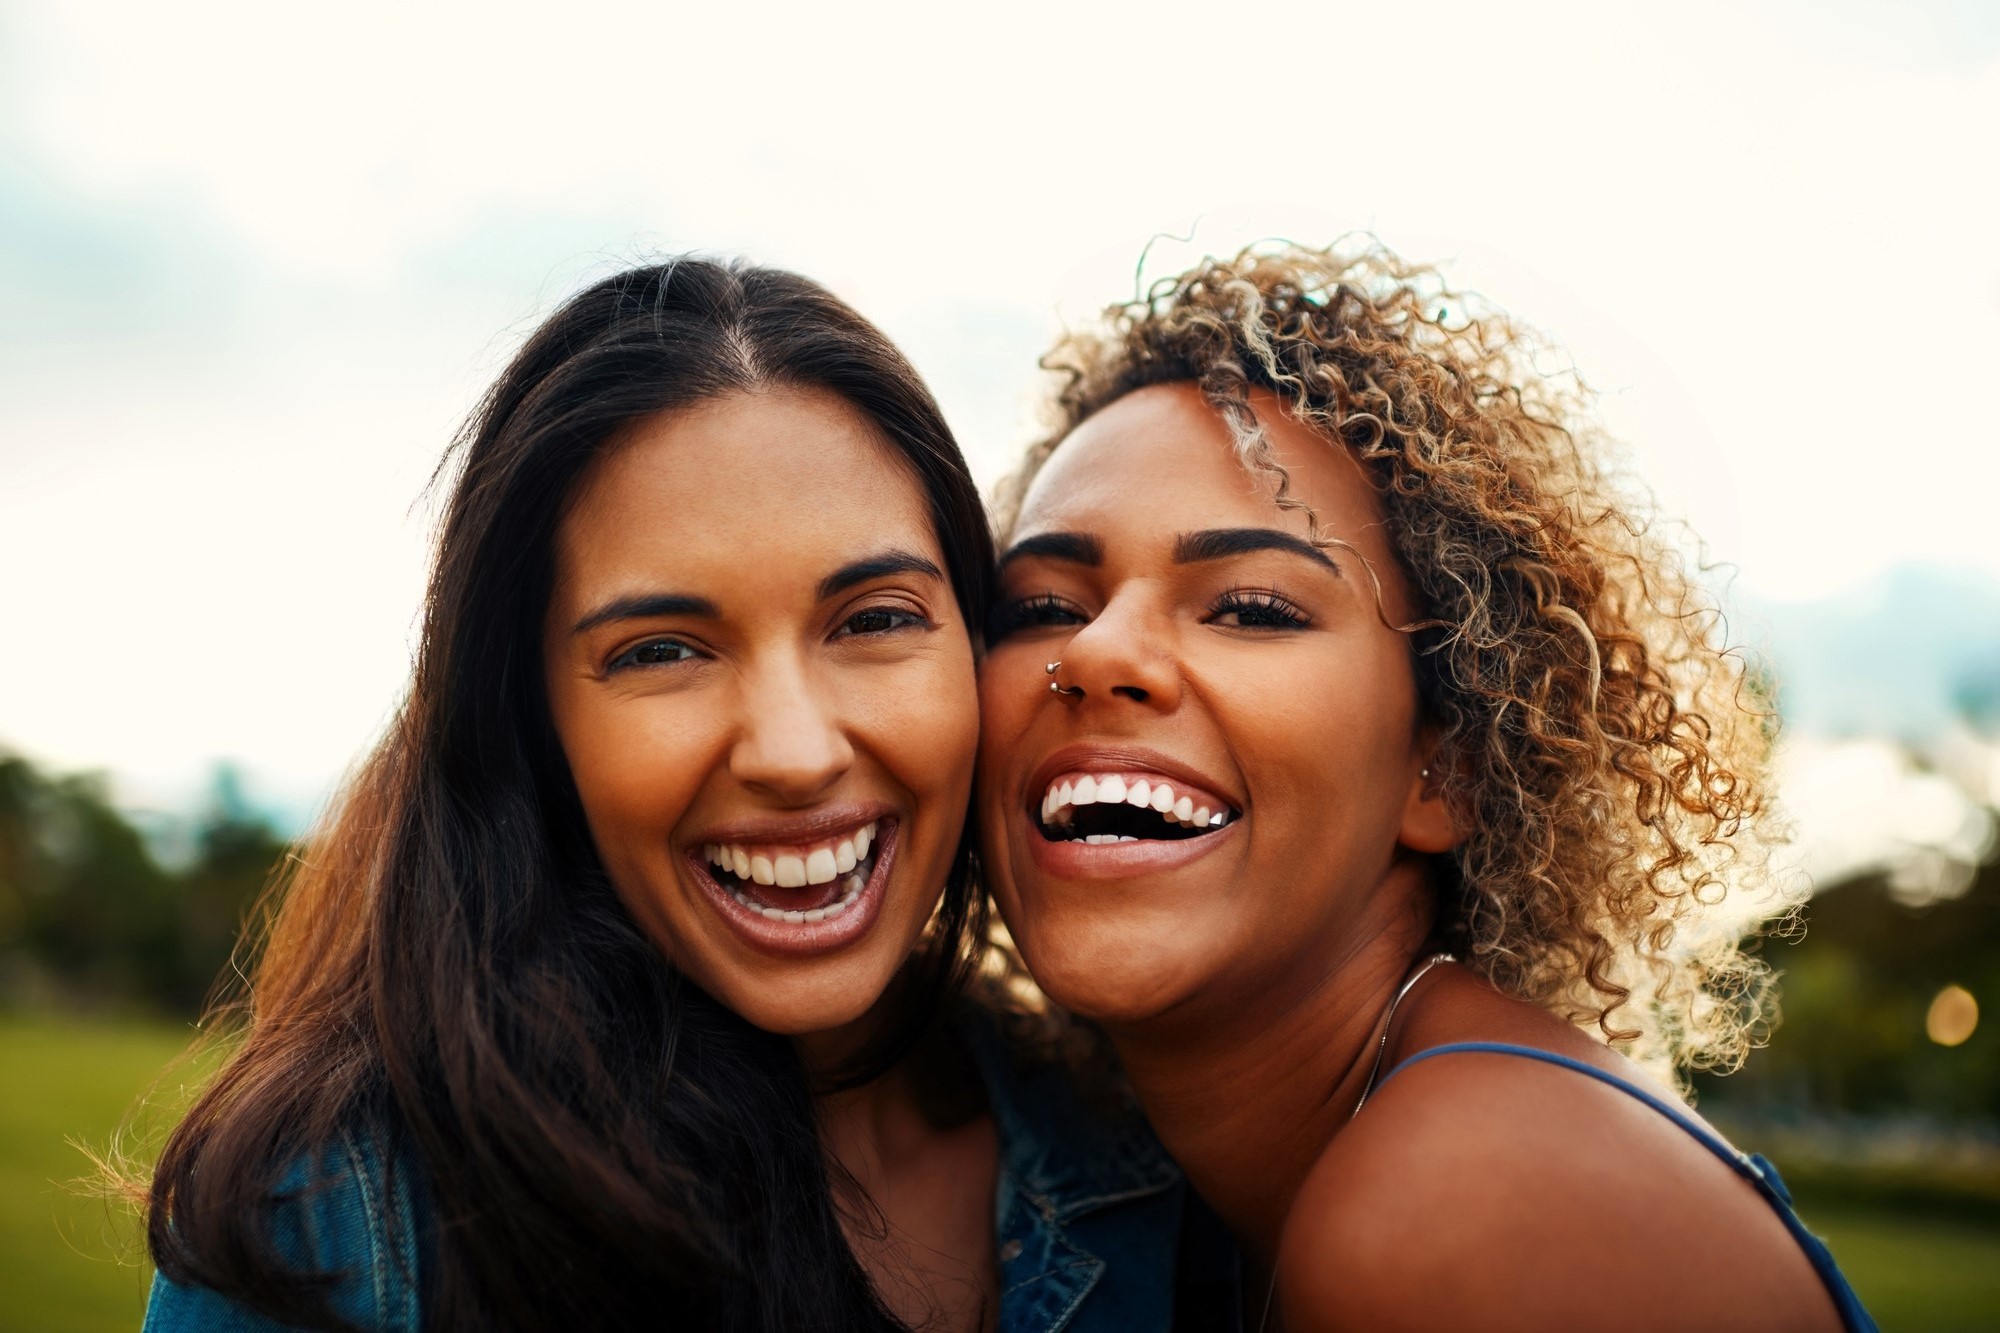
[728,658,855,800]
[1056,585,1181,711]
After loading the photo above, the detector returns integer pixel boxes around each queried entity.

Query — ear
[1397,739,1463,855]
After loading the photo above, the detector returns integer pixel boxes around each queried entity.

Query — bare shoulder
[1276,979,1841,1333]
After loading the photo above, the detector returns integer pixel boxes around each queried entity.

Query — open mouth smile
[701,820,879,922]
[688,817,897,955]
[1035,771,1237,844]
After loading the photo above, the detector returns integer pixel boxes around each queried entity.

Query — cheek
[561,705,714,879]
[870,646,981,804]
[1237,640,1420,833]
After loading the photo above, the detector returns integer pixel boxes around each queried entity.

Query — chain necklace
[1254,951,1456,1333]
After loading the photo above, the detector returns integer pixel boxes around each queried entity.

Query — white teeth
[774,854,807,888]
[1037,772,1240,836]
[835,838,857,873]
[856,822,874,860]
[824,900,847,918]
[804,907,826,922]
[749,855,775,886]
[731,847,750,878]
[805,848,838,884]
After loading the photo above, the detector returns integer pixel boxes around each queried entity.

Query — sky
[1,0,1997,825]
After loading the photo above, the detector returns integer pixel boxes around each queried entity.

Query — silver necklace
[1254,951,1456,1333]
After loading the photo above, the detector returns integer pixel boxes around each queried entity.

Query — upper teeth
[703,820,877,887]
[1039,774,1231,830]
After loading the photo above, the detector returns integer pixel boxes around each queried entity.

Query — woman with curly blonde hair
[975,241,1873,1331]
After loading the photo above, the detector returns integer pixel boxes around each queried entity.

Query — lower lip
[688,820,897,958]
[1022,814,1240,880]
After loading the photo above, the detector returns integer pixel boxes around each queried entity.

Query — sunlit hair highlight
[993,240,1790,1076]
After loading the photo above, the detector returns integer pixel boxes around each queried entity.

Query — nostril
[1112,685,1149,702]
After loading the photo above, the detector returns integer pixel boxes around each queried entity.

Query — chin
[1008,907,1211,1027]
[722,977,881,1037]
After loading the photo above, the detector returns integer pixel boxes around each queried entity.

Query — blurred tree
[1702,842,2000,1123]
[0,751,287,1018]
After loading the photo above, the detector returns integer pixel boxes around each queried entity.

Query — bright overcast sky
[2,0,1996,818]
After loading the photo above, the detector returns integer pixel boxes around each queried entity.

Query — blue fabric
[143,1128,422,1332]
[958,1017,1186,1333]
[142,1024,1186,1333]
[1380,1041,1879,1333]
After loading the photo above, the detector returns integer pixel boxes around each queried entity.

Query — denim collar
[960,1011,1184,1333]
[962,1011,1181,1218]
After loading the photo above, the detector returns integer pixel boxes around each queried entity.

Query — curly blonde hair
[992,240,1790,1077]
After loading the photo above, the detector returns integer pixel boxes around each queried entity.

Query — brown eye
[839,607,927,637]
[989,593,1087,640]
[609,638,699,672]
[1208,590,1310,630]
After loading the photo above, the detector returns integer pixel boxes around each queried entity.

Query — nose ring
[1046,661,1083,698]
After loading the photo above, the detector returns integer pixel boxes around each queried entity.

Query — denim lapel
[963,1014,1182,1333]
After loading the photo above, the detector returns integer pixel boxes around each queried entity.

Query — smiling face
[977,383,1457,1027]
[544,386,978,1037]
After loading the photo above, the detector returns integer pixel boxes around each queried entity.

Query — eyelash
[1208,587,1311,630]
[988,593,1086,640]
[605,605,931,674]
[608,637,700,673]
[988,588,1310,638]
[836,606,932,637]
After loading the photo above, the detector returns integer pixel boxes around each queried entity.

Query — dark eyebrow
[1173,528,1342,575]
[816,550,945,601]
[571,593,717,635]
[998,531,1103,572]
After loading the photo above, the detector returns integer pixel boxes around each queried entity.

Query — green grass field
[3,1014,1996,1332]
[0,1016,209,1333]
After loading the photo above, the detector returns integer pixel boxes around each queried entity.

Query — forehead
[1013,382,1392,559]
[556,386,937,596]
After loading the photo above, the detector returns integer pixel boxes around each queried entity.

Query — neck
[1104,863,1433,1266]
[796,994,977,1192]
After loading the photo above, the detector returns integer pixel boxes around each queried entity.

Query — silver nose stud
[1046,661,1083,697]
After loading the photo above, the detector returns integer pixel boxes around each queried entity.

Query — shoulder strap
[1377,1041,1878,1333]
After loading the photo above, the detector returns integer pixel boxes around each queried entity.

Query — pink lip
[1025,743,1243,820]
[691,801,893,848]
[686,818,898,958]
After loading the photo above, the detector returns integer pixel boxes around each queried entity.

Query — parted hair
[992,240,1787,1076]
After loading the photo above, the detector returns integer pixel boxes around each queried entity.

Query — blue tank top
[1380,1042,1877,1333]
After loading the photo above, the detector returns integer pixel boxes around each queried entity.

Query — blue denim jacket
[143,1023,1186,1333]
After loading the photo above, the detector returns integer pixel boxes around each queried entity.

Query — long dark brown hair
[147,259,995,1330]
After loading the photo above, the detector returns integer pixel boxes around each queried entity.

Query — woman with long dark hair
[977,241,1875,1331]
[140,259,1188,1331]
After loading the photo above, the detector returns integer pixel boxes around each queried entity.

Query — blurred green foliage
[1698,845,2000,1127]
[0,752,288,1019]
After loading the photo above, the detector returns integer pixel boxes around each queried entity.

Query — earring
[1046,661,1083,698]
